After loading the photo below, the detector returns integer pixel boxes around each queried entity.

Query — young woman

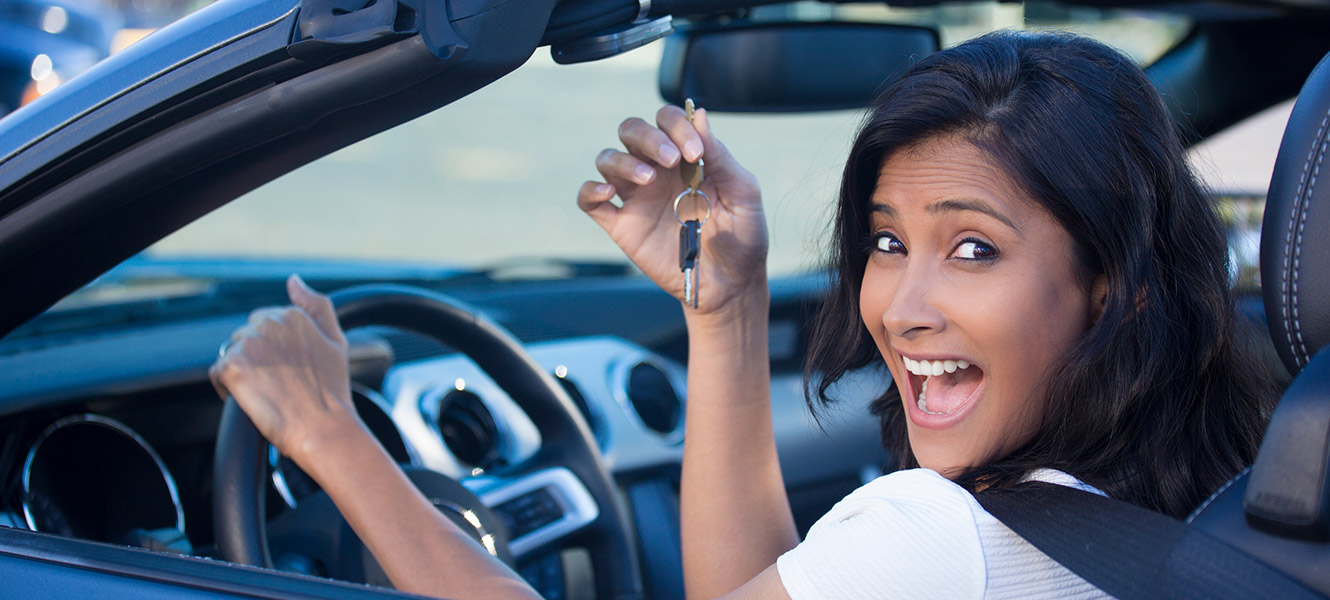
[213,31,1276,599]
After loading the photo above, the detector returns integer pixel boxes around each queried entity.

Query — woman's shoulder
[775,468,1111,600]
[776,469,989,599]
[844,467,971,501]
[809,467,985,547]
[816,468,987,538]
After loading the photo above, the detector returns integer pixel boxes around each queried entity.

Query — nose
[880,261,946,339]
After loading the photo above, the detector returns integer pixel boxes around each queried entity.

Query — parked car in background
[0,0,119,115]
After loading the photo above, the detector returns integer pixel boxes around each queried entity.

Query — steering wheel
[212,284,643,599]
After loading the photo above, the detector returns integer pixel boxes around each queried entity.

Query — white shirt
[775,468,1111,599]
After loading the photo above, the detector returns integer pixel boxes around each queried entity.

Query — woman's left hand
[209,274,363,467]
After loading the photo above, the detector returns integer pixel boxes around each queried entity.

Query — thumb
[287,274,347,345]
[692,108,748,188]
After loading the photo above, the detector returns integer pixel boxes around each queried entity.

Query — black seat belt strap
[975,482,1322,600]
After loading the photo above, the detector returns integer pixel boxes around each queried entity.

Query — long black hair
[804,30,1279,519]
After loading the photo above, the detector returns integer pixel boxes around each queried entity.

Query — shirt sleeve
[775,469,986,600]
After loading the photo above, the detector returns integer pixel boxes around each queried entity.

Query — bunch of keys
[676,99,711,309]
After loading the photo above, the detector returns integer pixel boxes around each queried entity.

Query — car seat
[1186,47,1330,595]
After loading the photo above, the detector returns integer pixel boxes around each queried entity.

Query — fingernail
[634,164,654,184]
[596,183,613,195]
[659,144,680,166]
[684,140,703,162]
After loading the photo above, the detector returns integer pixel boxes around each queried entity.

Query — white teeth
[902,357,973,377]
[903,357,975,415]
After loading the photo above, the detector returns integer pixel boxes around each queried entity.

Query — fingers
[287,275,347,346]
[618,116,683,168]
[610,107,734,184]
[209,357,232,401]
[246,306,285,328]
[596,148,656,188]
[666,106,744,185]
[577,180,619,231]
[655,105,705,164]
[211,336,250,401]
[690,108,730,172]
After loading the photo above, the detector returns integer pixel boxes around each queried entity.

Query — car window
[149,42,860,276]
[147,1,1194,278]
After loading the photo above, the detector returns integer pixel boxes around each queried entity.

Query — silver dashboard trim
[21,414,186,536]
[430,499,501,558]
[476,467,598,559]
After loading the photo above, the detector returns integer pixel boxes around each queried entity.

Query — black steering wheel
[213,284,643,599]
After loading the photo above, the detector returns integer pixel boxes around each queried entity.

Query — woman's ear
[1090,275,1108,322]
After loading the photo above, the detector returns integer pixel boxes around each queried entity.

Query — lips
[899,354,986,427]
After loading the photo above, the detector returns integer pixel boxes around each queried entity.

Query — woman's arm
[680,296,800,598]
[578,105,798,598]
[301,414,540,598]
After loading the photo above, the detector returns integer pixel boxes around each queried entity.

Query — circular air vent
[437,389,500,468]
[625,362,681,434]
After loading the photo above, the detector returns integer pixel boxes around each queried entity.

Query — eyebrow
[870,199,1020,233]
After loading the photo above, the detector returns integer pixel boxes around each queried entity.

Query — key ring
[673,189,711,227]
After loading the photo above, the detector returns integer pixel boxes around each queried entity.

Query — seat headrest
[1262,51,1330,377]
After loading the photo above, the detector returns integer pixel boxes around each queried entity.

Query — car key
[679,219,701,308]
[674,99,710,309]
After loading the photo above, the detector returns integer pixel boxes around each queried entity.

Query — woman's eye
[953,238,998,260]
[873,233,906,254]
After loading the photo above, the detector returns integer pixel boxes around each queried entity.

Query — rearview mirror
[659,21,939,113]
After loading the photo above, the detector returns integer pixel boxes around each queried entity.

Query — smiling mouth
[902,357,985,415]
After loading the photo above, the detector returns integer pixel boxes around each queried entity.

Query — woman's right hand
[578,105,768,316]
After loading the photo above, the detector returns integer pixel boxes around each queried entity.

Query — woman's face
[859,135,1101,476]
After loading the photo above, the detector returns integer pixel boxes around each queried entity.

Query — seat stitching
[1293,116,1330,365]
[1186,466,1251,524]
[1285,111,1330,367]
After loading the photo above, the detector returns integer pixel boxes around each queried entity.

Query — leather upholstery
[1262,50,1330,377]
[1189,49,1330,595]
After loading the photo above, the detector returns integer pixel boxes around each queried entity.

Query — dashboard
[0,292,888,598]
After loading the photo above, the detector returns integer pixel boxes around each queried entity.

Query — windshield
[144,1,1191,278]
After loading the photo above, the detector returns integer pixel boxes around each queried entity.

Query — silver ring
[634,0,651,23]
[673,189,711,227]
[218,340,233,359]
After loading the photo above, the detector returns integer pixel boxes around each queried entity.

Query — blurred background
[0,0,1284,285]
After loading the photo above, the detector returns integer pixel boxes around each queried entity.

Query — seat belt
[974,482,1324,599]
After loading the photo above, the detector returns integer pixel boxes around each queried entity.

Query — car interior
[0,0,1329,598]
